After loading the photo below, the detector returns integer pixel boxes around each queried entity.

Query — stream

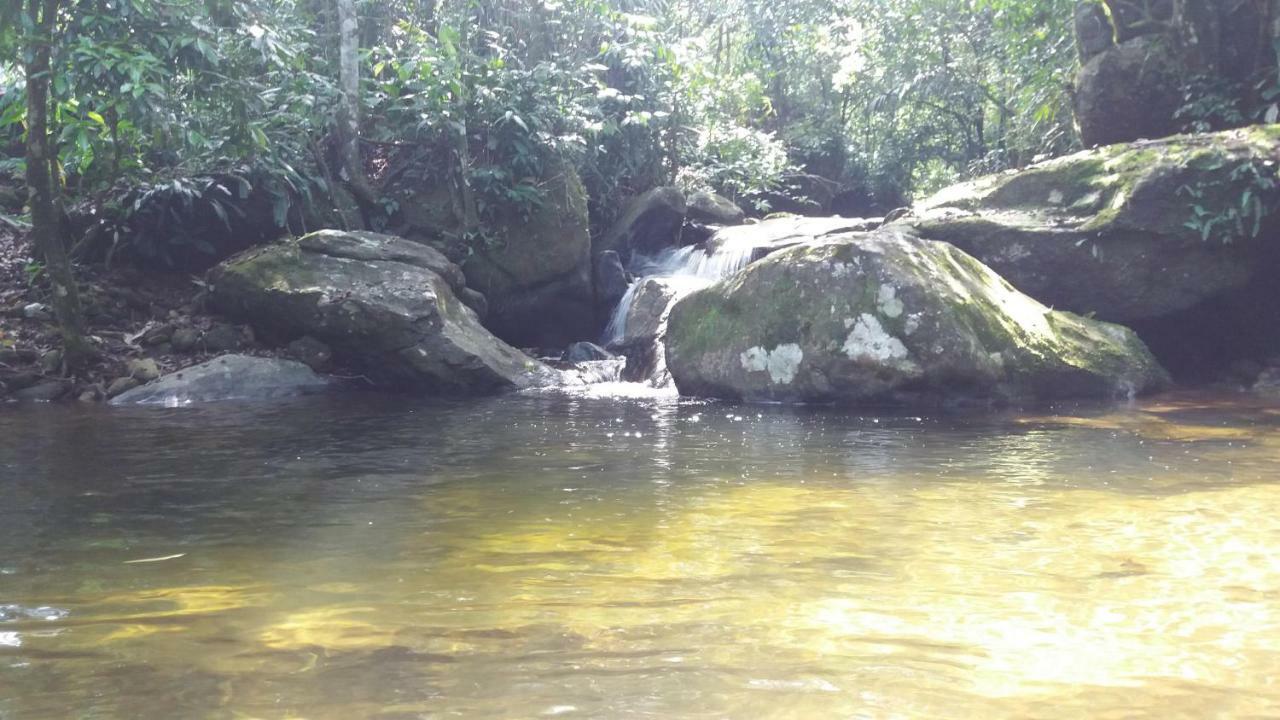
[2,391,1279,717]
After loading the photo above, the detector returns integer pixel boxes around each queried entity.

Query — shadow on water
[2,390,1280,718]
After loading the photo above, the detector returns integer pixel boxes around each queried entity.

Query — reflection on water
[2,392,1279,718]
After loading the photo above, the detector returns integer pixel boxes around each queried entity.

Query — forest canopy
[1,0,1276,266]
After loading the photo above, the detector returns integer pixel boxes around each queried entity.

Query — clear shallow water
[1,391,1279,719]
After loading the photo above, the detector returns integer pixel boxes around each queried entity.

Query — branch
[0,213,31,232]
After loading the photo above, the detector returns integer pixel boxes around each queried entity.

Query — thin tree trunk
[24,0,89,370]
[335,0,377,227]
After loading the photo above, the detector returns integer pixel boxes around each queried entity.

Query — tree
[334,0,377,227]
[21,0,90,369]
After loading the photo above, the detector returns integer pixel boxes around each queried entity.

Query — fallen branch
[0,213,31,232]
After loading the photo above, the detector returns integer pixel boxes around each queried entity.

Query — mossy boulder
[207,230,560,395]
[665,227,1168,405]
[903,126,1280,324]
[461,160,594,347]
[597,187,687,260]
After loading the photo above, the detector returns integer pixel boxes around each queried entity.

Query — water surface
[2,391,1279,718]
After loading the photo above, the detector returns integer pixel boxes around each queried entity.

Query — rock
[561,341,614,363]
[0,348,38,364]
[1074,36,1183,147]
[598,187,687,260]
[665,227,1169,405]
[287,336,333,372]
[126,358,162,382]
[106,376,142,398]
[171,327,200,353]
[110,355,332,405]
[38,349,62,374]
[77,388,100,403]
[594,250,630,313]
[687,191,745,226]
[201,323,243,353]
[22,302,52,321]
[904,126,1280,325]
[140,323,173,346]
[606,277,696,386]
[1,370,40,392]
[208,230,560,394]
[705,216,875,262]
[12,380,71,402]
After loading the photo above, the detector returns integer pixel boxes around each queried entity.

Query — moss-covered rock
[462,158,595,347]
[208,230,560,395]
[665,227,1168,405]
[903,125,1280,324]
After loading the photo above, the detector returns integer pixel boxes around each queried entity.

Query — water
[2,391,1280,718]
[603,232,763,345]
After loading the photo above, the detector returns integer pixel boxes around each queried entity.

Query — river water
[1,391,1279,718]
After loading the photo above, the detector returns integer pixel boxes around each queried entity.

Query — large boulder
[1074,36,1184,147]
[903,126,1280,325]
[665,227,1169,405]
[110,355,331,405]
[597,187,687,260]
[208,230,559,394]
[606,277,698,386]
[461,159,595,347]
[686,191,745,226]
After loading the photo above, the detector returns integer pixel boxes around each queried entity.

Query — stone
[38,349,62,374]
[903,126,1280,325]
[461,159,595,347]
[126,358,162,382]
[141,324,173,346]
[687,191,745,226]
[22,303,51,321]
[665,227,1169,405]
[597,187,687,260]
[561,341,614,363]
[1074,36,1183,147]
[606,277,696,386]
[208,230,561,394]
[171,327,201,353]
[106,376,142,398]
[111,354,332,406]
[1,370,40,392]
[12,380,71,402]
[201,323,243,353]
[287,336,333,372]
[594,250,630,313]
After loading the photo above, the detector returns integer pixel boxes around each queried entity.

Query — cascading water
[600,230,772,388]
[604,232,765,345]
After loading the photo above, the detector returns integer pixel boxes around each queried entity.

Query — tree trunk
[334,0,377,227]
[24,0,89,371]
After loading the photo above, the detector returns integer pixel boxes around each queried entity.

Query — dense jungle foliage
[3,0,1280,366]
[0,0,1086,242]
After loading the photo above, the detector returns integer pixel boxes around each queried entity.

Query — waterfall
[604,232,764,345]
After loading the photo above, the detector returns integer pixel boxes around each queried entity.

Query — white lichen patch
[739,343,804,384]
[843,314,909,363]
[904,313,921,335]
[1048,189,1065,205]
[877,285,904,318]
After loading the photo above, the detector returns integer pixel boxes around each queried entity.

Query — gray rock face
[11,380,71,402]
[1074,36,1182,147]
[111,355,331,405]
[208,230,559,395]
[665,227,1169,405]
[598,187,688,259]
[903,126,1280,324]
[593,250,630,313]
[607,277,697,386]
[687,191,745,226]
[562,341,614,363]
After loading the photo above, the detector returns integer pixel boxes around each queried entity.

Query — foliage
[1179,156,1280,245]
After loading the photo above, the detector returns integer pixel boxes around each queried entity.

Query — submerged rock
[110,355,331,405]
[665,228,1169,405]
[208,230,560,395]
